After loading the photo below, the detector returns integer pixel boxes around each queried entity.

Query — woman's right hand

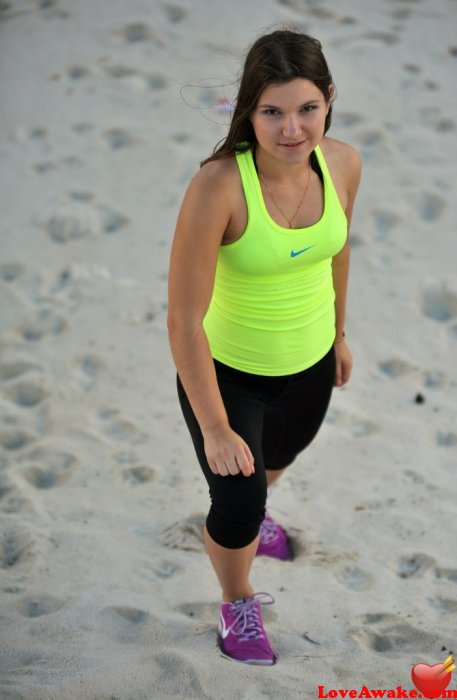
[203,425,255,477]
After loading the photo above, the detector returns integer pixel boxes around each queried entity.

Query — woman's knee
[206,476,267,548]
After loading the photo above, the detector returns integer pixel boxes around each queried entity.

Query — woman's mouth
[279,140,306,149]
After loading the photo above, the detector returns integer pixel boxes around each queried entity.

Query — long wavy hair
[201,29,334,167]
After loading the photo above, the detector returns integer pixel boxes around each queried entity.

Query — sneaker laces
[259,514,279,545]
[229,593,275,642]
[259,507,287,545]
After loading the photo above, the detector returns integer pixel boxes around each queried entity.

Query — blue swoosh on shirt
[290,245,315,257]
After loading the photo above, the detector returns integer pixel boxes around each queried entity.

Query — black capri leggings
[177,346,336,549]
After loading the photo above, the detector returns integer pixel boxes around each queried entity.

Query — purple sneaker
[218,592,276,665]
[256,512,292,561]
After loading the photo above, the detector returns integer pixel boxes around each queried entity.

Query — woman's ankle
[222,585,254,603]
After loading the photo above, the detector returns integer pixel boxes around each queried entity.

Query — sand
[1,0,457,697]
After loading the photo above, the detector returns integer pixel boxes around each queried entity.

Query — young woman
[168,29,361,665]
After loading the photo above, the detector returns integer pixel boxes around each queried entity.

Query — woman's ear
[325,85,335,116]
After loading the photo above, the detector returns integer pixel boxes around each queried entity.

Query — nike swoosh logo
[220,613,231,639]
[290,245,315,257]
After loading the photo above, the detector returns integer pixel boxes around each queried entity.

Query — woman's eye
[263,109,279,116]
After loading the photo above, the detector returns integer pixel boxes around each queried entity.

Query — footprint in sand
[150,558,183,580]
[333,112,365,128]
[18,309,66,341]
[121,466,155,485]
[394,553,435,579]
[159,513,206,552]
[331,30,399,50]
[328,409,379,438]
[98,408,147,444]
[69,190,94,203]
[378,358,416,378]
[44,198,129,242]
[44,205,93,242]
[356,129,387,148]
[114,21,163,47]
[66,65,90,80]
[335,565,373,591]
[434,567,457,583]
[403,469,429,487]
[20,447,76,489]
[434,118,455,133]
[73,353,104,391]
[38,0,69,14]
[423,370,446,389]
[403,63,421,74]
[390,7,412,20]
[0,474,34,517]
[419,191,446,222]
[16,593,65,617]
[339,16,358,25]
[351,612,437,656]
[146,73,168,91]
[98,205,129,234]
[105,64,168,93]
[27,126,49,140]
[428,597,457,614]
[175,600,219,622]
[361,31,400,46]
[32,160,57,173]
[98,605,155,644]
[0,525,34,568]
[101,128,135,149]
[0,262,25,283]
[422,284,457,322]
[71,122,95,134]
[170,132,192,145]
[0,650,52,688]
[0,428,35,452]
[436,432,457,448]
[152,650,210,698]
[105,65,138,79]
[4,381,47,408]
[162,4,187,23]
[372,209,401,240]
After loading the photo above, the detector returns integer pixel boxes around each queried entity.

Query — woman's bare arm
[168,161,254,477]
[331,145,362,386]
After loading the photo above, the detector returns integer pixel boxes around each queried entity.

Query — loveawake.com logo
[317,653,456,700]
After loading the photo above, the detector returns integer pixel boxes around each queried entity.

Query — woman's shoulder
[191,154,240,193]
[319,136,361,175]
[320,136,362,206]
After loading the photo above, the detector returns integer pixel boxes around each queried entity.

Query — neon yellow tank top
[203,145,347,376]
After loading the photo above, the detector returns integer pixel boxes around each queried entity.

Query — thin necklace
[259,163,312,229]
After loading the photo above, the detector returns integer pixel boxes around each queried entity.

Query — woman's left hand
[334,340,352,387]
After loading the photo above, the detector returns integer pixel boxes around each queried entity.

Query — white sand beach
[1,0,457,697]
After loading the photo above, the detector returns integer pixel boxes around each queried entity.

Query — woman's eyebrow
[257,99,321,109]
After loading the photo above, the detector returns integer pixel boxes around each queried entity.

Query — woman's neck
[253,144,313,183]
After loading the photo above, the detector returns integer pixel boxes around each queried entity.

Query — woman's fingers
[334,342,353,387]
[240,444,255,476]
[204,427,255,477]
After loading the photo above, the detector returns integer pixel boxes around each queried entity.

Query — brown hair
[201,29,334,167]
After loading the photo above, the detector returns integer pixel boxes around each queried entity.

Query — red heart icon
[411,663,452,698]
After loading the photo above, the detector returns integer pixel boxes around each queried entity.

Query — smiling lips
[279,140,306,149]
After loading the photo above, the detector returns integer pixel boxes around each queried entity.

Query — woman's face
[250,78,331,165]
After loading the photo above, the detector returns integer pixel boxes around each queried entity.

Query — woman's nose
[282,115,301,137]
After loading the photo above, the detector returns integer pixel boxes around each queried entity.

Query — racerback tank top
[203,144,347,375]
